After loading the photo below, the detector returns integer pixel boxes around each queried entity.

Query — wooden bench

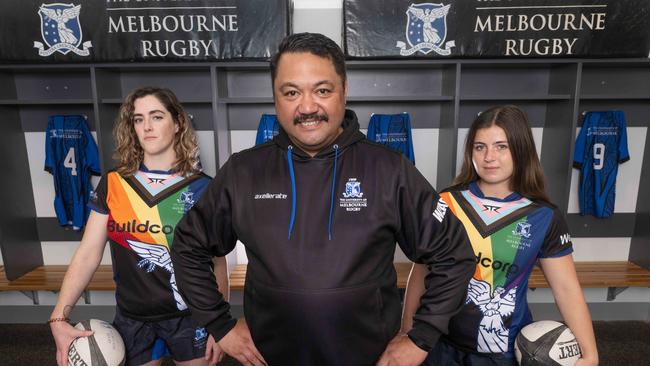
[0,265,115,305]
[3,262,650,304]
[528,261,650,300]
[230,261,650,301]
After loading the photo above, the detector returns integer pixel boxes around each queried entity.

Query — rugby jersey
[367,113,415,164]
[573,111,629,218]
[45,115,101,230]
[89,166,211,321]
[255,114,280,145]
[439,182,573,355]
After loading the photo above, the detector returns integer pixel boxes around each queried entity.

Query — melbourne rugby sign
[345,0,650,58]
[0,0,289,62]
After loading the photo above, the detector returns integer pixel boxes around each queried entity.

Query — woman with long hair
[50,87,228,366]
[402,105,598,365]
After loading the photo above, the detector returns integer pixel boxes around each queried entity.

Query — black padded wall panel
[0,106,43,280]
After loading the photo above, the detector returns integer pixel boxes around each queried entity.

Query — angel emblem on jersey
[34,3,92,57]
[466,278,517,353]
[396,3,455,56]
[127,239,188,311]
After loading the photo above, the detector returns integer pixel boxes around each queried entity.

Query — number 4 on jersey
[64,147,78,176]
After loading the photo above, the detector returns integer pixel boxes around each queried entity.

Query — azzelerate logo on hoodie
[254,193,288,200]
[340,178,368,212]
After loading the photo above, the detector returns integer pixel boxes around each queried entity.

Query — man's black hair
[270,32,347,88]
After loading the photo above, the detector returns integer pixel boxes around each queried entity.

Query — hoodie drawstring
[328,145,339,240]
[286,144,340,241]
[287,146,297,240]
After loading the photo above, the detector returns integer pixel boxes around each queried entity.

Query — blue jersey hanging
[45,115,101,230]
[367,113,415,164]
[255,114,280,145]
[573,111,629,218]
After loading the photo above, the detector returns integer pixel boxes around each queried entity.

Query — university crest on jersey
[513,222,532,239]
[34,3,92,57]
[177,191,196,205]
[396,3,455,56]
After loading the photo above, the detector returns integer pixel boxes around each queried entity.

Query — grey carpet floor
[0,321,647,365]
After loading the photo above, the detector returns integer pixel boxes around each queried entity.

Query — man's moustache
[294,114,329,124]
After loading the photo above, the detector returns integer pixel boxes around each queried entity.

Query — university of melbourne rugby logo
[343,179,363,199]
[177,191,195,206]
[513,222,532,239]
[396,3,455,56]
[34,3,92,57]
[340,178,367,212]
[193,326,209,347]
[174,191,196,214]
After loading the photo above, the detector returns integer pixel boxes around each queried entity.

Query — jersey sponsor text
[108,219,174,235]
[476,251,520,275]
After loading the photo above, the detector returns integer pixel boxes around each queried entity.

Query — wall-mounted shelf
[0,99,94,105]
[459,94,572,101]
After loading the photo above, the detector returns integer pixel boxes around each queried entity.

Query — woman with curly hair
[50,87,228,366]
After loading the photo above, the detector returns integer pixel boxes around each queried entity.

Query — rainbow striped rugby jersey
[89,166,211,321]
[440,182,572,355]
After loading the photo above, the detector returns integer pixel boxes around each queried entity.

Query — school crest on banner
[345,0,650,58]
[396,3,455,56]
[33,3,92,57]
[2,0,288,62]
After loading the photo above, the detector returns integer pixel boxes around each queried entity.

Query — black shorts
[113,310,208,366]
[423,338,516,366]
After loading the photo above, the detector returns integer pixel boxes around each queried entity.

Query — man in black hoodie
[171,33,475,366]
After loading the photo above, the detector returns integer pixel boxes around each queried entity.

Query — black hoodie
[171,110,475,365]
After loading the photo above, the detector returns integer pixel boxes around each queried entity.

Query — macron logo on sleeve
[560,233,571,245]
[432,198,448,223]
